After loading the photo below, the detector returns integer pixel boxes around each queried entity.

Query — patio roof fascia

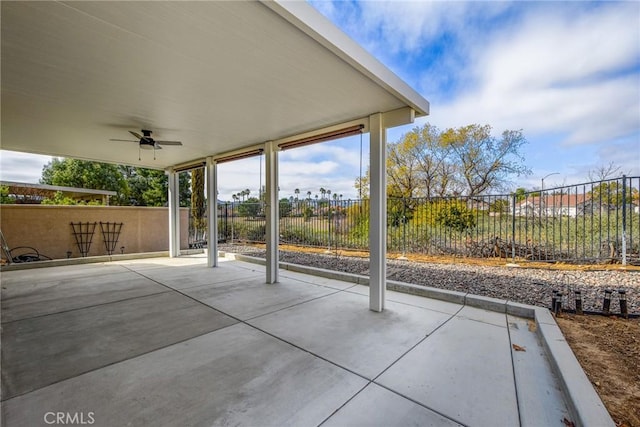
[262,1,430,120]
[202,106,414,170]
[0,181,117,198]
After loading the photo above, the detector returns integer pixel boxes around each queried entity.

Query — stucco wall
[0,205,189,260]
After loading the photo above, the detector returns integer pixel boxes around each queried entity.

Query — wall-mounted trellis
[70,222,97,257]
[99,222,123,255]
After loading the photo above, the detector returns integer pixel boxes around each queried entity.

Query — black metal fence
[189,175,640,265]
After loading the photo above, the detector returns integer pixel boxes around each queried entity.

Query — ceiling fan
[110,129,182,160]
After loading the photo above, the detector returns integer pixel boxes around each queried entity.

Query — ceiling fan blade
[109,139,138,142]
[155,140,182,146]
[129,130,143,139]
[153,143,163,149]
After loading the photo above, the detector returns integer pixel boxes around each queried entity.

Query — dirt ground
[556,314,640,427]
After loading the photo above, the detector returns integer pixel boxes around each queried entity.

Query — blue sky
[1,1,639,200]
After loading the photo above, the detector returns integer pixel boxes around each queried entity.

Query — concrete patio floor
[1,254,612,426]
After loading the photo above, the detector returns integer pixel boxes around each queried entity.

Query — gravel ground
[219,244,640,315]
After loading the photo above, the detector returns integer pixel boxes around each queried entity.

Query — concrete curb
[535,308,615,427]
[0,249,204,271]
[222,252,615,427]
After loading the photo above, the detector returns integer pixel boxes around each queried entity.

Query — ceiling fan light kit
[109,129,182,160]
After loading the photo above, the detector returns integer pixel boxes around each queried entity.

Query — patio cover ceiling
[1,1,429,170]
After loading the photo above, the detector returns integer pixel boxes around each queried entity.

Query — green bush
[246,224,266,242]
[412,200,476,234]
[435,202,476,233]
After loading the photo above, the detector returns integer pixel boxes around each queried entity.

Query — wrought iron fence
[189,175,640,265]
[513,175,639,264]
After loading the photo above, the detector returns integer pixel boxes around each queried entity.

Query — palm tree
[294,188,300,201]
[306,191,312,200]
[320,187,326,200]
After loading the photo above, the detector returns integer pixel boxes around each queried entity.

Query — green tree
[356,123,530,198]
[191,168,206,231]
[514,188,527,203]
[41,158,128,204]
[238,197,261,218]
[386,137,421,199]
[41,159,191,206]
[354,174,369,199]
[0,186,14,204]
[279,198,292,218]
[119,166,191,206]
[589,182,635,207]
[388,123,457,199]
[41,191,101,206]
[441,124,530,196]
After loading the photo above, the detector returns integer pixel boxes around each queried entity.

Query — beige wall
[1,205,189,260]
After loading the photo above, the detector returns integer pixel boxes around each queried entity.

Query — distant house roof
[1,181,116,204]
[517,193,590,207]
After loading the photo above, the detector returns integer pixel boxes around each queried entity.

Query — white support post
[265,141,279,284]
[167,168,181,258]
[369,113,386,312]
[206,157,218,267]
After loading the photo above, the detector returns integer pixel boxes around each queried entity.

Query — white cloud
[427,3,640,146]
[591,139,640,177]
[343,1,507,55]
[0,151,52,183]
[317,1,639,150]
[216,138,369,201]
[312,0,640,191]
[280,138,366,170]
[281,160,340,176]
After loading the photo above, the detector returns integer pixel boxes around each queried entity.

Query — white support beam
[167,169,181,258]
[369,113,386,312]
[264,141,279,284]
[206,157,218,268]
[382,107,415,129]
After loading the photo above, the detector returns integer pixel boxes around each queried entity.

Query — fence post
[511,193,517,262]
[621,175,627,266]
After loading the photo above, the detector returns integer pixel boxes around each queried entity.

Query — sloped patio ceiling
[1,1,429,170]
